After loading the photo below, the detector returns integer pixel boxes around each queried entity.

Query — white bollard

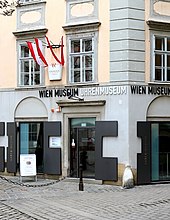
[122,164,134,189]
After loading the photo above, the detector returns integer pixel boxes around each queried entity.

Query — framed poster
[20,154,36,177]
[49,136,61,148]
[48,64,62,81]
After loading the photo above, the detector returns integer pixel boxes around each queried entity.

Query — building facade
[0,0,170,185]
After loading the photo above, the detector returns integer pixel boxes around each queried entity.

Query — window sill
[15,86,46,91]
[148,81,170,86]
[65,82,99,88]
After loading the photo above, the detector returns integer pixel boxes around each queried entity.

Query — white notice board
[49,136,61,148]
[20,154,36,177]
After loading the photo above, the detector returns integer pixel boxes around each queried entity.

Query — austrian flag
[27,39,48,67]
[26,36,64,67]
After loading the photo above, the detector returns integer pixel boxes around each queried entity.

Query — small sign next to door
[20,154,37,178]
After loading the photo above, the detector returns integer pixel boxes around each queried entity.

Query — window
[19,43,43,87]
[69,37,94,83]
[154,36,170,82]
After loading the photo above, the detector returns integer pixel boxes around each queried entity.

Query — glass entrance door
[151,123,170,181]
[20,122,43,173]
[70,118,95,178]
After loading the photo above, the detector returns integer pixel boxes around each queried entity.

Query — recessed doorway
[19,122,43,173]
[70,118,95,178]
[151,122,170,181]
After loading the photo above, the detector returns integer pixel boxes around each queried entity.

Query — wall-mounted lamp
[51,108,55,113]
[68,95,84,101]
[51,106,61,113]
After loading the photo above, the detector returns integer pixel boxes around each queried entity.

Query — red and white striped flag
[27,36,64,67]
[45,36,65,66]
[26,39,48,67]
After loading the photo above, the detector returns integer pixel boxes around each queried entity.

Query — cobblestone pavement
[0,176,170,219]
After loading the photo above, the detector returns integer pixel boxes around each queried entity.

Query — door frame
[137,121,170,184]
[63,113,101,178]
[70,125,95,178]
[151,122,170,182]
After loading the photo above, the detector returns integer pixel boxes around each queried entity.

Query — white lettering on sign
[80,86,127,96]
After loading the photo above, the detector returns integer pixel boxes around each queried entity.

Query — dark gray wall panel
[0,122,5,136]
[95,121,118,181]
[43,122,61,175]
[137,121,151,185]
[7,122,17,173]
[0,146,5,172]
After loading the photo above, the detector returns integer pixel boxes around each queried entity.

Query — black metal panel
[0,146,5,172]
[137,122,151,185]
[95,121,118,181]
[43,122,61,175]
[0,122,5,136]
[7,122,17,173]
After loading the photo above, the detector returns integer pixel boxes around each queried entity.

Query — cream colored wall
[45,0,66,86]
[0,0,110,89]
[145,0,170,83]
[98,0,110,83]
[0,12,17,88]
[45,0,110,86]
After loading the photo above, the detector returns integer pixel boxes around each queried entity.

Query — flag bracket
[47,44,64,49]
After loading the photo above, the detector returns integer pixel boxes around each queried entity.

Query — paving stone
[0,176,169,219]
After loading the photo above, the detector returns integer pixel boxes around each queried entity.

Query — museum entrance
[70,118,95,178]
[19,122,44,173]
[151,122,170,182]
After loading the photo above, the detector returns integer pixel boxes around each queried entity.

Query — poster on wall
[48,64,62,81]
[20,154,36,177]
[49,136,61,148]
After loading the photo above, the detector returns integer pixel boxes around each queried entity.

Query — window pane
[167,69,170,81]
[21,60,29,72]
[167,55,170,67]
[73,56,80,69]
[34,62,40,71]
[74,71,80,82]
[155,54,162,67]
[155,69,162,80]
[85,70,92,82]
[82,39,92,52]
[155,37,164,51]
[31,74,34,85]
[85,55,92,67]
[21,45,29,57]
[31,60,40,72]
[168,39,170,51]
[34,74,40,85]
[71,40,80,53]
[22,74,29,85]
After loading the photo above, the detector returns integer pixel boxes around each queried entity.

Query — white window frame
[152,34,170,83]
[68,33,97,84]
[18,41,43,87]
